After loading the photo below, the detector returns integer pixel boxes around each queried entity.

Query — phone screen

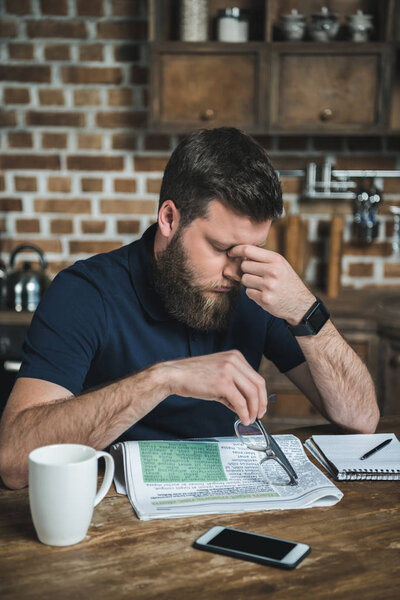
[208,528,296,560]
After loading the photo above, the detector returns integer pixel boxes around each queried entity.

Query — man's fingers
[228,244,276,262]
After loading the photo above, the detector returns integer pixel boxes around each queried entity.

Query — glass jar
[217,7,249,43]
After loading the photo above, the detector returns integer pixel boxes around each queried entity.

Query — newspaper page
[112,435,343,520]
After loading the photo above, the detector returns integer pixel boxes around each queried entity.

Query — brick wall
[1,0,400,288]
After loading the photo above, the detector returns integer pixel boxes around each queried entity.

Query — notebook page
[310,433,400,472]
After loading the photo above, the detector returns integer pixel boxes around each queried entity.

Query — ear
[157,200,181,240]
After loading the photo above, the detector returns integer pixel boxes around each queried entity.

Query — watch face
[308,304,329,333]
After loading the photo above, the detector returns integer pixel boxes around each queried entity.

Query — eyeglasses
[234,417,298,486]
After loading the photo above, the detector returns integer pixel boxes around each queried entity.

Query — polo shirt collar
[128,223,171,322]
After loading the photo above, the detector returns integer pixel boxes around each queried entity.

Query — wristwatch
[286,297,330,337]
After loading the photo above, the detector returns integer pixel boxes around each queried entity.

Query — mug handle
[94,451,115,507]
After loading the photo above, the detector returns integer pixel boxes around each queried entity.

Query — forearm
[298,321,379,433]
[0,364,167,489]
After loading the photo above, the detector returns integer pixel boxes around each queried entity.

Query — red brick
[112,133,137,150]
[38,89,65,105]
[79,44,104,62]
[114,178,137,193]
[146,179,162,194]
[0,109,17,127]
[77,133,102,149]
[74,89,101,106]
[134,156,169,172]
[67,155,124,171]
[27,21,87,38]
[40,0,68,15]
[0,198,23,212]
[382,178,400,194]
[69,240,122,254]
[76,0,103,16]
[5,0,31,14]
[16,219,41,234]
[96,111,147,128]
[144,135,171,151]
[100,199,157,214]
[0,219,6,233]
[281,177,302,194]
[62,66,122,84]
[8,43,34,60]
[347,263,374,277]
[0,65,50,82]
[34,199,92,214]
[2,238,62,253]
[50,219,73,234]
[3,88,30,104]
[44,44,71,61]
[81,178,103,192]
[42,133,67,149]
[108,88,133,106]
[8,132,33,148]
[81,220,106,234]
[0,155,60,170]
[97,21,147,40]
[27,111,85,127]
[15,176,37,192]
[111,1,142,16]
[48,177,71,193]
[384,263,400,278]
[0,176,5,192]
[117,220,140,234]
[130,65,148,84]
[343,242,392,257]
[0,20,18,38]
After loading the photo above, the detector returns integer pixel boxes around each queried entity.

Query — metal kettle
[5,245,50,312]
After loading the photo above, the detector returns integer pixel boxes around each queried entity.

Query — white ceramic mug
[29,444,115,546]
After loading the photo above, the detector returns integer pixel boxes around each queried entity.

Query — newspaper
[111,435,343,520]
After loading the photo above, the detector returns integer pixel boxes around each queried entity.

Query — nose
[223,255,242,283]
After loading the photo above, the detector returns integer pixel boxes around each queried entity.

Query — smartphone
[194,526,310,569]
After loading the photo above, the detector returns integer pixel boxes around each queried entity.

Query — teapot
[5,244,50,312]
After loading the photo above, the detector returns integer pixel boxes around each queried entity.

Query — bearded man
[0,127,379,489]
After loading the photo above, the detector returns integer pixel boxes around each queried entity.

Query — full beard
[152,229,240,331]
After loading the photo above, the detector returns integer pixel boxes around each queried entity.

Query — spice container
[279,8,306,41]
[308,6,339,42]
[217,7,249,42]
[180,0,208,42]
[346,9,373,42]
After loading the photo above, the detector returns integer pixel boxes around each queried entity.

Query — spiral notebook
[304,433,400,481]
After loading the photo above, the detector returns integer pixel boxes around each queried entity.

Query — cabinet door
[270,45,388,133]
[150,44,265,131]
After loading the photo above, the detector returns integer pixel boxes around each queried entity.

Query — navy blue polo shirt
[19,224,305,441]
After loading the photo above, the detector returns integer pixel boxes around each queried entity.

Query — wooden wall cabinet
[148,0,399,134]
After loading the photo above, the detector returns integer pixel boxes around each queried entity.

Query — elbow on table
[0,447,28,490]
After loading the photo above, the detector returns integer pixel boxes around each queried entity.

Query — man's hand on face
[163,350,268,426]
[228,245,315,326]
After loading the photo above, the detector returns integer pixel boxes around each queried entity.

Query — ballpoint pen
[360,438,392,460]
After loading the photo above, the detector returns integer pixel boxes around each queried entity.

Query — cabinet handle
[199,108,215,121]
[319,108,333,122]
[389,353,400,368]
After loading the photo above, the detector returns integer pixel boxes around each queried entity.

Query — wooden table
[1,418,399,600]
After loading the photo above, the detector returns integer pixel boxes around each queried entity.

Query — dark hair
[159,127,283,226]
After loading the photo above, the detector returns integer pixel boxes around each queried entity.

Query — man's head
[153,127,281,331]
[159,127,283,226]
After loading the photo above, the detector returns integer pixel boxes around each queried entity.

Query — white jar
[217,7,249,42]
[180,0,208,42]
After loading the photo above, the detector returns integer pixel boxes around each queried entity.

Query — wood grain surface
[0,418,399,600]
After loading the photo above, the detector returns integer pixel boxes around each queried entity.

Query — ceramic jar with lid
[279,8,306,41]
[217,7,249,42]
[346,9,373,42]
[308,6,339,42]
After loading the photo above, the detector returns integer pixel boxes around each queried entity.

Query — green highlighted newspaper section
[139,441,227,483]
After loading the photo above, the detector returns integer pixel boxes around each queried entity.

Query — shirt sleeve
[263,315,305,373]
[18,266,108,395]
